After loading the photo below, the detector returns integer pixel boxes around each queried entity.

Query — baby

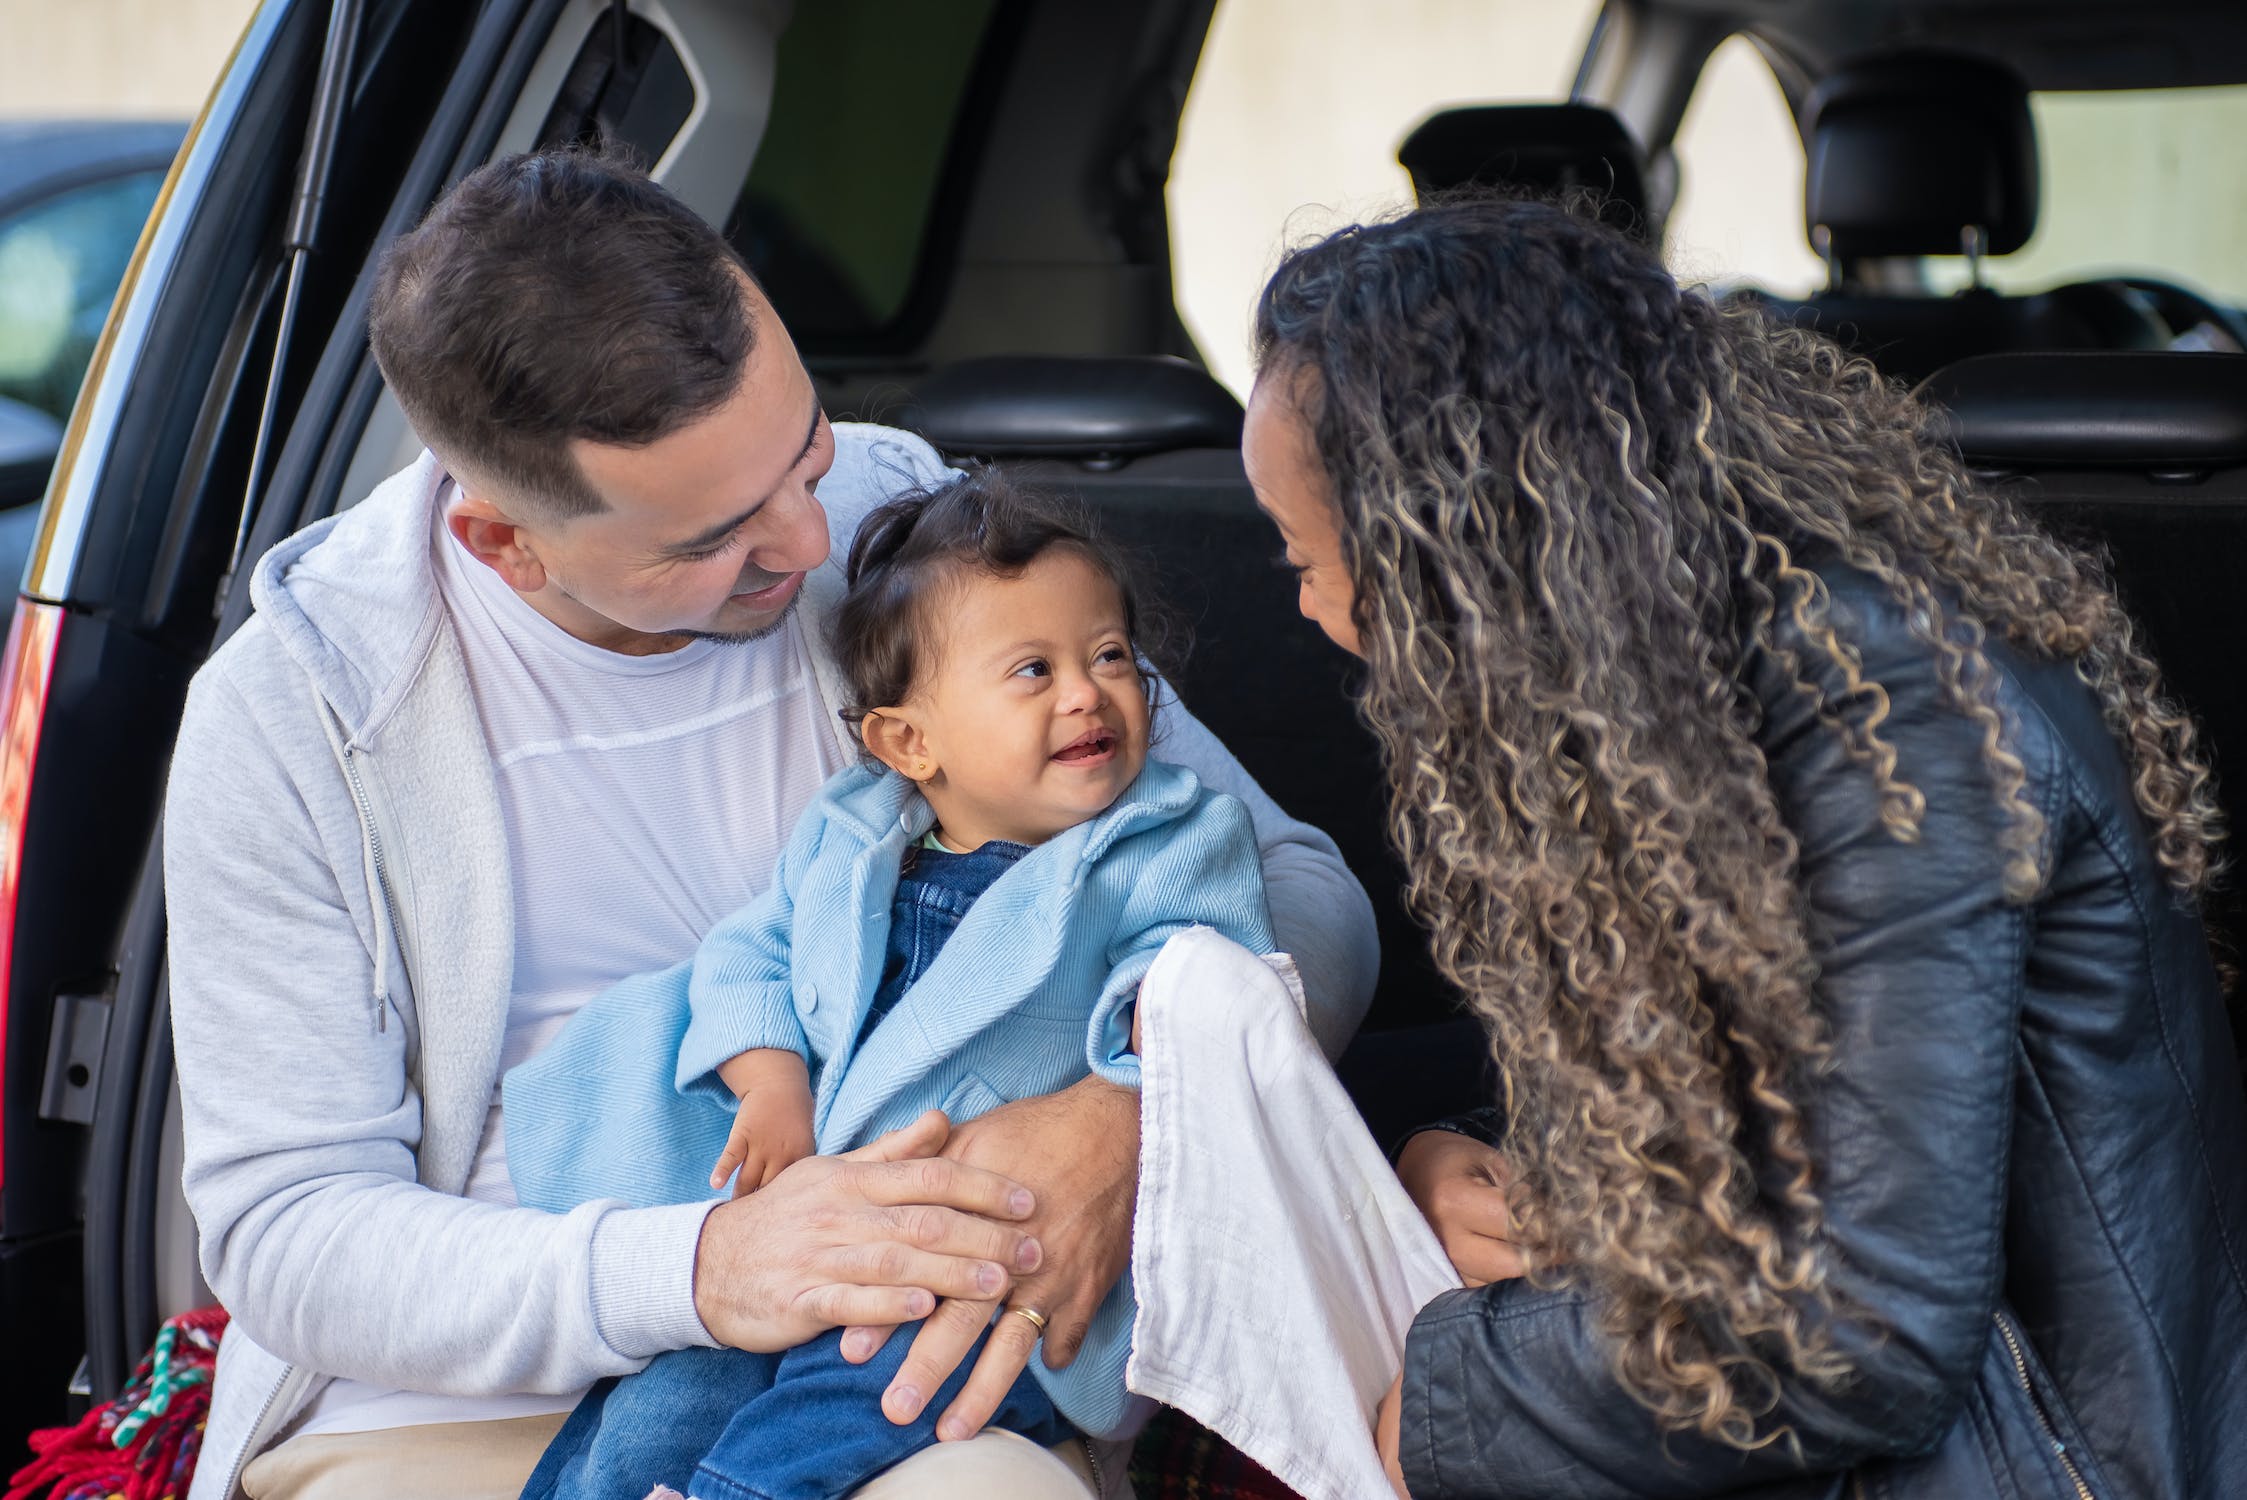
[501,468,1275,1500]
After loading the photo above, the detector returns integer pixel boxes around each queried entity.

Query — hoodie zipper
[340,748,398,931]
[1994,1310,2094,1500]
[217,1362,313,1499]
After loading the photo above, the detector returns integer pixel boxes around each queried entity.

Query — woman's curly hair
[1253,195,2222,1447]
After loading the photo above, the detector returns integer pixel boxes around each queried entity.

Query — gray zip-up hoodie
[165,423,1379,1500]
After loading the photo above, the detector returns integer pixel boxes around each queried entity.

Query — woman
[1242,196,2247,1498]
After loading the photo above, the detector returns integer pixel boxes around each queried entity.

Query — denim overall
[522,838,1073,1500]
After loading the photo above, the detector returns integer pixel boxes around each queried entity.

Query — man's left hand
[841,1073,1140,1439]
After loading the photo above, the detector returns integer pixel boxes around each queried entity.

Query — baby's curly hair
[1255,195,2222,1448]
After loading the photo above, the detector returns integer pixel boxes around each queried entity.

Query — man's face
[466,278,838,653]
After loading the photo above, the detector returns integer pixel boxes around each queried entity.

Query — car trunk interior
[21,0,2245,1457]
[63,0,1420,1427]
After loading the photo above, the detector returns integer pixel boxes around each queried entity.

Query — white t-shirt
[295,495,848,1436]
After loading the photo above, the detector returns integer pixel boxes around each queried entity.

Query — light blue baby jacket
[502,756,1273,1434]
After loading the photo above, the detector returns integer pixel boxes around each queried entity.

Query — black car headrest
[904,356,1243,461]
[1918,352,2247,469]
[1804,51,2037,260]
[1397,103,1649,235]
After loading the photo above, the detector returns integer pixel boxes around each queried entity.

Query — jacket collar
[811,755,1205,1142]
[816,757,1205,861]
[248,451,450,746]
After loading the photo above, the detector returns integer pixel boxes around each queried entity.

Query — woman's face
[1244,367,1362,657]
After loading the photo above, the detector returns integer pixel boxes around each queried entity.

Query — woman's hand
[843,1075,1139,1439]
[1375,1374,1413,1497]
[1396,1129,1524,1286]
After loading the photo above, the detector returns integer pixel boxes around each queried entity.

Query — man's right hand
[692,1109,1044,1351]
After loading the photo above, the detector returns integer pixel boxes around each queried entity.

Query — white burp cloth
[1128,929,1463,1500]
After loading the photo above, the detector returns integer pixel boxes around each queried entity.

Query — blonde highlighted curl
[1253,196,2222,1447]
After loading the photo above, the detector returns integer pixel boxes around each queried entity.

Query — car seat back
[1922,350,2247,976]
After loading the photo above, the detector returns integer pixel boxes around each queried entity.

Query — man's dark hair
[368,146,754,519]
[832,467,1175,748]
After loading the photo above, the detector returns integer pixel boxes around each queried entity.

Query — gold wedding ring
[1007,1305,1049,1334]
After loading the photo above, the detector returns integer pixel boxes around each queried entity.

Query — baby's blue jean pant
[520,1320,1072,1500]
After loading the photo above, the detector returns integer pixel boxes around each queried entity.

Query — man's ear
[861,710,936,783]
[446,491,550,595]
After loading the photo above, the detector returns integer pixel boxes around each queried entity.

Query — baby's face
[904,550,1150,848]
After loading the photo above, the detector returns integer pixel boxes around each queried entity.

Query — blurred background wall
[0,0,260,120]
[1,0,2235,399]
[0,0,1819,398]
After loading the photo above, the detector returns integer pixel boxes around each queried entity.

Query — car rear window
[1666,36,1825,296]
[730,0,1001,341]
[1168,0,1601,396]
[0,169,165,421]
[1925,83,2247,308]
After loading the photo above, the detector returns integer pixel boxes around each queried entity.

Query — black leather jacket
[1399,564,2247,1499]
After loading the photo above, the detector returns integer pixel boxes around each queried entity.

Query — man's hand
[1395,1130,1525,1286]
[691,1109,1044,1352]
[1375,1374,1412,1497]
[846,1075,1139,1439]
[711,1049,817,1197]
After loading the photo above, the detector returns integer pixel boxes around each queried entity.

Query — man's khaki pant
[239,1411,1106,1499]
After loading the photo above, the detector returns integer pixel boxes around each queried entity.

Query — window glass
[732,0,999,339]
[1170,0,1600,398]
[1666,36,1824,297]
[1926,85,2247,305]
[0,169,165,421]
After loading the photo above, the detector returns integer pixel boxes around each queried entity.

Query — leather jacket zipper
[1994,1310,2094,1500]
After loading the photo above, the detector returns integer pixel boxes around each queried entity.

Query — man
[166,148,1377,1500]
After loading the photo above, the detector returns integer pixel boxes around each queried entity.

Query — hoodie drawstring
[315,696,395,1031]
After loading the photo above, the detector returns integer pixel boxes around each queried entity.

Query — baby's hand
[711,1049,815,1198]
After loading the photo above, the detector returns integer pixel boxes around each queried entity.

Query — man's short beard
[661,587,804,645]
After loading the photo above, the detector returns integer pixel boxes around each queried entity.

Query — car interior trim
[26,0,290,606]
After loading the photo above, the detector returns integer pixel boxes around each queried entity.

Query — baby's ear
[860,709,935,783]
